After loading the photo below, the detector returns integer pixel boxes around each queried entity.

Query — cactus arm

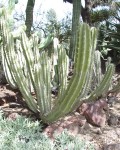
[51,38,59,87]
[91,27,98,51]
[23,33,51,114]
[42,23,93,123]
[20,31,47,113]
[57,46,69,98]
[0,20,17,88]
[76,27,97,99]
[9,35,38,112]
[3,32,38,112]
[20,31,36,88]
[88,64,115,101]
[51,38,69,98]
[69,28,98,112]
[93,50,103,84]
[1,45,17,88]
[39,34,53,50]
[34,51,51,114]
[0,17,38,112]
[32,34,52,114]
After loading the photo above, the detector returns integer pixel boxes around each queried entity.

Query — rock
[80,99,108,127]
[107,115,118,126]
[43,115,86,139]
[103,143,120,150]
[51,86,58,95]
[7,113,19,121]
[107,96,118,107]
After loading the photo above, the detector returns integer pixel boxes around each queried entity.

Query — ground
[0,81,120,150]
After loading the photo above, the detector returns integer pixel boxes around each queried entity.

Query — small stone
[103,143,120,150]
[108,115,118,126]
[80,100,107,127]
[107,96,118,107]
[7,113,19,120]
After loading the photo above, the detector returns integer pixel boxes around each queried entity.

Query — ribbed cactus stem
[88,63,115,101]
[1,29,38,112]
[1,7,115,124]
[93,50,102,84]
[57,46,69,98]
[52,38,59,87]
[21,31,36,90]
[0,19,17,88]
[34,51,51,114]
[21,31,52,114]
[77,27,97,99]
[42,23,94,123]
[1,45,17,88]
[70,28,97,111]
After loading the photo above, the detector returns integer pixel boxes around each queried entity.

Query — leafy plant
[97,3,120,65]
[0,111,94,150]
[105,22,120,65]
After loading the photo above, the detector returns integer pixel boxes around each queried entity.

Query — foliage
[91,8,117,24]
[45,9,58,35]
[106,25,120,64]
[0,111,94,150]
[64,0,117,25]
[54,130,95,150]
[38,9,72,44]
[97,3,120,65]
[97,22,111,55]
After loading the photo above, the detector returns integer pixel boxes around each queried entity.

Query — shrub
[0,111,94,150]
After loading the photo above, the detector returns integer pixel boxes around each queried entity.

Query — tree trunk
[81,0,91,25]
[25,0,35,37]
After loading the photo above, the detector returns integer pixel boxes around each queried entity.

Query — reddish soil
[0,82,120,150]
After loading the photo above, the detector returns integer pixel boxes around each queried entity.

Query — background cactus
[93,50,103,86]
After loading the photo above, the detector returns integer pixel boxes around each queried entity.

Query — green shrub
[0,111,94,150]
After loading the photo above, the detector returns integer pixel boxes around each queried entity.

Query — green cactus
[1,46,17,89]
[87,63,115,101]
[93,50,103,85]
[57,46,69,97]
[39,34,53,50]
[42,23,97,122]
[51,37,69,97]
[0,7,115,124]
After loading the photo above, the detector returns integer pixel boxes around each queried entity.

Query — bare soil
[0,82,120,150]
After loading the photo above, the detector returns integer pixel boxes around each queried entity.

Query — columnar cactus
[93,50,103,85]
[42,23,95,122]
[87,64,115,101]
[0,7,116,124]
[52,38,69,97]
